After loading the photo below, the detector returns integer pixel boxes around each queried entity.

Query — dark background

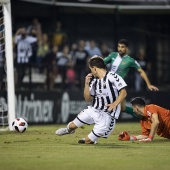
[0,0,169,124]
[11,0,170,88]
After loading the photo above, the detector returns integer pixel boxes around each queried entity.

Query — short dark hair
[118,39,129,47]
[89,56,105,69]
[131,97,146,107]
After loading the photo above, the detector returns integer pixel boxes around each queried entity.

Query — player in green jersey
[104,39,159,118]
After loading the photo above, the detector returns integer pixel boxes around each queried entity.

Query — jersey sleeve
[140,118,151,136]
[108,72,127,91]
[147,105,158,113]
[130,58,141,70]
[146,105,159,119]
[104,52,114,64]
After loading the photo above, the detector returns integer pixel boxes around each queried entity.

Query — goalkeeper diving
[118,97,170,142]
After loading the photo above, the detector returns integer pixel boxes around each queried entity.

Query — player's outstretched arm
[118,131,148,141]
[139,113,159,142]
[103,53,112,64]
[137,68,159,91]
[147,84,159,91]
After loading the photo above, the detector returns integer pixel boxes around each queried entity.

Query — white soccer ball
[12,118,28,133]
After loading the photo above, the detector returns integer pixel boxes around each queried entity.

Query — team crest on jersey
[122,62,126,65]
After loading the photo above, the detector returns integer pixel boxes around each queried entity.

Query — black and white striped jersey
[15,35,37,63]
[89,71,127,119]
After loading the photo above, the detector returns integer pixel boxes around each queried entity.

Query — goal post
[0,0,10,3]
[1,0,15,130]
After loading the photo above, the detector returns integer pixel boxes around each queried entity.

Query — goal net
[0,0,15,131]
[0,96,8,130]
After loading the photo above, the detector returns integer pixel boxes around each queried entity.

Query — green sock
[125,106,141,119]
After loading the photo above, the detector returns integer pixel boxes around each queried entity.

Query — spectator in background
[51,21,67,49]
[27,18,42,64]
[101,43,110,57]
[135,48,151,92]
[37,33,50,65]
[85,40,102,57]
[27,18,42,66]
[66,65,76,89]
[101,42,111,71]
[69,43,78,57]
[28,27,39,64]
[56,45,72,90]
[27,18,42,36]
[42,45,58,90]
[14,27,37,89]
[73,40,89,89]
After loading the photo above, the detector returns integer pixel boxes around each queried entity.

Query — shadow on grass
[70,142,133,148]
[13,140,30,143]
[70,138,170,148]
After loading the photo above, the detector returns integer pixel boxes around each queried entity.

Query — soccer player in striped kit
[56,56,127,144]
[104,39,159,118]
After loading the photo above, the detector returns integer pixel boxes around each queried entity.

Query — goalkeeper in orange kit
[118,97,170,142]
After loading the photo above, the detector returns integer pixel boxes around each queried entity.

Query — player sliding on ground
[56,56,127,144]
[104,39,159,118]
[118,97,170,142]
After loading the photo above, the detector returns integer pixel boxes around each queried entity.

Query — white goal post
[0,0,10,3]
[1,0,15,130]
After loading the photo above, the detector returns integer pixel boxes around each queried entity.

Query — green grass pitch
[0,122,170,170]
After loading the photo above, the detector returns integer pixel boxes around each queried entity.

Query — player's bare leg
[55,122,77,135]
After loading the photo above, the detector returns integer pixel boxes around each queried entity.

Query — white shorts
[73,106,116,142]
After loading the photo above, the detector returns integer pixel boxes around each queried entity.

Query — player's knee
[67,121,77,130]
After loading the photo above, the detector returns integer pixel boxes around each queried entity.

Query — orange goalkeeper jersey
[140,104,170,139]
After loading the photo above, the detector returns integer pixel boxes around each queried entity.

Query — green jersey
[104,52,141,78]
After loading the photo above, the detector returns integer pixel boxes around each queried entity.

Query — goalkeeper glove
[118,131,130,141]
[118,131,138,141]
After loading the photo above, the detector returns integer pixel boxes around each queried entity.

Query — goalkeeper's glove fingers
[118,132,124,140]
[118,131,130,141]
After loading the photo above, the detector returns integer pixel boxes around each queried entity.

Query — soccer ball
[12,118,28,133]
